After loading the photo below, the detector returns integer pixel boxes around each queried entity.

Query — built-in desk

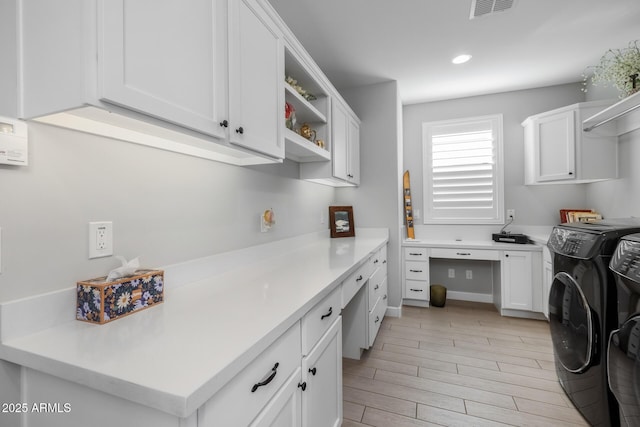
[402,239,545,319]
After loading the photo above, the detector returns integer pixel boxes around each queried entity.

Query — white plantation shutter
[422,115,504,224]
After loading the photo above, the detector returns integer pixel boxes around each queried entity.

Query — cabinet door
[228,0,284,159]
[502,251,533,311]
[534,111,575,182]
[250,368,302,427]
[301,318,342,427]
[99,0,227,139]
[331,100,349,181]
[347,116,360,184]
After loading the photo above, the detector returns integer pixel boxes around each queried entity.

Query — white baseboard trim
[385,305,402,318]
[447,291,493,304]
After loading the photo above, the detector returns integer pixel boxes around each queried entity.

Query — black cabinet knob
[236,127,244,134]
[219,120,228,128]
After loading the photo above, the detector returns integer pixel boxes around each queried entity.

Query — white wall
[337,81,403,309]
[0,123,335,302]
[586,129,640,217]
[403,83,590,239]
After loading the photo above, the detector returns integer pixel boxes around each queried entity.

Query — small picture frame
[329,206,355,238]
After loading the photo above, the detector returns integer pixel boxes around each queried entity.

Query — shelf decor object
[329,206,355,238]
[582,40,640,98]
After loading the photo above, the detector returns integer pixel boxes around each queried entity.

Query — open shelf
[583,91,640,136]
[284,128,330,163]
[284,84,326,123]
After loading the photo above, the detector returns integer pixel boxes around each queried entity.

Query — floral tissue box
[76,269,164,324]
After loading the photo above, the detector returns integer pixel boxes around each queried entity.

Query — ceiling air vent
[470,0,515,19]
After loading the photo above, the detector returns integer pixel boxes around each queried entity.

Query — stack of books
[560,209,602,224]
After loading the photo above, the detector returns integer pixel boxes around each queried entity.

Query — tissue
[106,256,140,282]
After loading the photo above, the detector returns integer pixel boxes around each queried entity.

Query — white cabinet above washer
[522,100,618,185]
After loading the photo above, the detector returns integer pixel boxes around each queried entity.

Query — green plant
[582,40,640,98]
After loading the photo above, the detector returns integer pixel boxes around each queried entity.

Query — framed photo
[329,206,355,238]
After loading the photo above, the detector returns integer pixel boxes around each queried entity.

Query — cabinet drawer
[302,286,341,356]
[430,248,499,261]
[341,262,370,308]
[405,261,428,281]
[368,268,385,311]
[199,322,301,427]
[404,247,428,261]
[405,280,429,301]
[368,296,386,347]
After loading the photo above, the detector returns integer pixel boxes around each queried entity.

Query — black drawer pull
[236,126,244,134]
[410,288,423,292]
[298,382,307,391]
[309,367,317,376]
[374,284,379,290]
[375,316,380,324]
[383,260,387,264]
[457,252,471,256]
[374,259,379,264]
[409,252,423,256]
[409,269,423,273]
[356,275,363,282]
[321,307,333,320]
[219,119,228,128]
[251,362,279,392]
[383,294,388,300]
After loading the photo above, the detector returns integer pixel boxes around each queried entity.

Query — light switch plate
[89,221,113,259]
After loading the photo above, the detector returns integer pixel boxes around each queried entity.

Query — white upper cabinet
[99,0,227,140]
[13,0,283,165]
[522,101,617,185]
[227,0,284,159]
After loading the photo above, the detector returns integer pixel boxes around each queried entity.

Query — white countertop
[0,230,388,418]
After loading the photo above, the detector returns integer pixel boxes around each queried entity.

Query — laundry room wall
[0,123,335,303]
[402,82,590,238]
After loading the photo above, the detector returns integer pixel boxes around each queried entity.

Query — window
[422,114,504,224]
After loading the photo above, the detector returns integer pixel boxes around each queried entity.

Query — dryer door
[549,271,594,373]
[608,315,640,426]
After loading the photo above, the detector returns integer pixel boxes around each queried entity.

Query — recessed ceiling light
[452,54,472,64]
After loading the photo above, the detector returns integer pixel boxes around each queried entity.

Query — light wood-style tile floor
[342,300,589,427]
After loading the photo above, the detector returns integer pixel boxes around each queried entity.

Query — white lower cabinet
[300,318,342,427]
[198,322,302,427]
[249,368,302,427]
[402,247,430,306]
[542,245,553,319]
[342,245,388,359]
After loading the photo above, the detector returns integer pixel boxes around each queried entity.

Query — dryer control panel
[548,227,600,259]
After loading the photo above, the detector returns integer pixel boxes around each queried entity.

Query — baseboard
[447,291,493,304]
[384,305,402,318]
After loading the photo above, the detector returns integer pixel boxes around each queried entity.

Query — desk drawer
[369,268,385,310]
[404,247,428,261]
[405,280,429,301]
[405,261,428,280]
[430,248,499,261]
[302,286,341,355]
[342,262,370,308]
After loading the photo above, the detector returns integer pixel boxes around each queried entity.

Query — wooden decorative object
[403,171,415,239]
[329,206,355,238]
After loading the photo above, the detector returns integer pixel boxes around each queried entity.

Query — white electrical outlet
[466,270,473,279]
[507,209,515,220]
[89,221,113,259]
[448,268,455,278]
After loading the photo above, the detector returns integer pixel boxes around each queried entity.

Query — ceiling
[267,0,640,104]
